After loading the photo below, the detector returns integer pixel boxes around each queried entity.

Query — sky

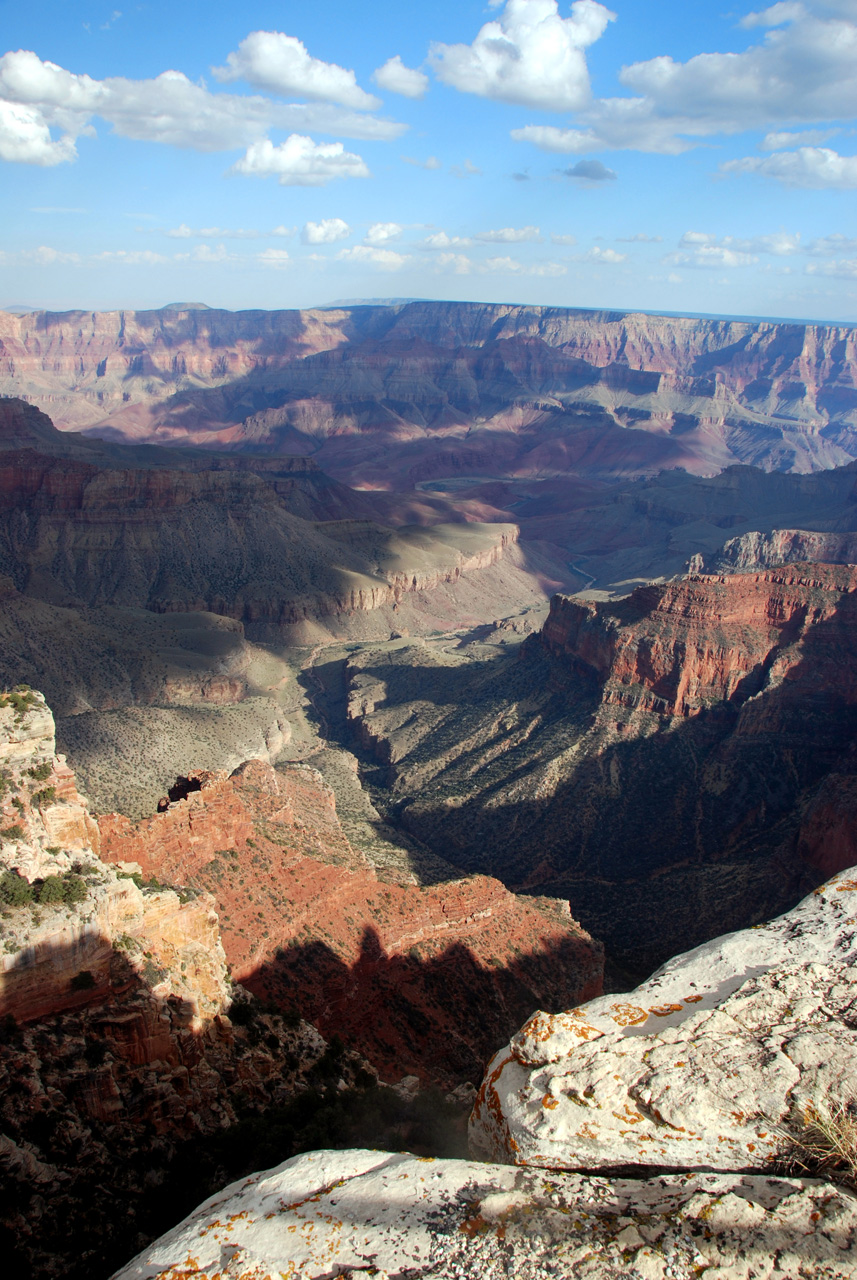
[1,0,857,321]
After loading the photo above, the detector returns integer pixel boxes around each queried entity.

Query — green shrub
[28,762,52,783]
[0,870,33,906]
[0,823,25,843]
[61,875,87,904]
[38,876,66,904]
[34,787,57,807]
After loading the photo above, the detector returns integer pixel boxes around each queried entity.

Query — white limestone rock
[112,1148,857,1279]
[469,868,857,1172]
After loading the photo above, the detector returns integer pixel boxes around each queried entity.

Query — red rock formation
[541,564,857,718]
[98,760,603,1084]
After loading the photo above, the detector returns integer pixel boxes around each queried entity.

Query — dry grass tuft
[787,1101,857,1189]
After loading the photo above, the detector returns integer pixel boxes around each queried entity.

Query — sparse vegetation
[788,1101,857,1189]
[0,823,25,843]
[0,869,33,905]
[28,762,52,783]
[33,786,57,807]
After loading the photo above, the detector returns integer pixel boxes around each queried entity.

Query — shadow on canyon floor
[242,921,602,1087]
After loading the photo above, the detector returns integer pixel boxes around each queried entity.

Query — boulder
[112,1148,857,1280]
[470,868,857,1172]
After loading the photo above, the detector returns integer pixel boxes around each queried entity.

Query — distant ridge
[158,301,213,311]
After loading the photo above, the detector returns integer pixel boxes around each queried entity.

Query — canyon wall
[343,563,857,974]
[3,302,856,482]
[98,758,604,1086]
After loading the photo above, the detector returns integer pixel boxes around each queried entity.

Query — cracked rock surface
[112,1148,857,1280]
[470,868,857,1172]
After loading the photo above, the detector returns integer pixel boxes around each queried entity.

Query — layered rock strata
[344,563,857,972]
[99,760,604,1085]
[112,1147,857,1280]
[470,868,857,1173]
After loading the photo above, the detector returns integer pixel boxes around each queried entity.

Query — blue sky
[2,0,857,320]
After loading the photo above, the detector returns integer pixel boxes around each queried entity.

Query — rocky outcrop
[99,759,604,1085]
[695,528,857,574]
[112,1147,857,1280]
[471,868,857,1173]
[540,564,857,719]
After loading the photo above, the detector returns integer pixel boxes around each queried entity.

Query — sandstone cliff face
[113,1147,857,1280]
[98,759,604,1086]
[697,527,857,574]
[343,563,857,974]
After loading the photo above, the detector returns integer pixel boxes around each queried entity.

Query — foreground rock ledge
[470,868,857,1172]
[112,1148,857,1280]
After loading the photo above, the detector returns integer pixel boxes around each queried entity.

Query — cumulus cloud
[806,257,857,278]
[760,128,839,150]
[482,255,567,276]
[679,230,801,255]
[0,48,402,170]
[551,233,578,245]
[256,248,291,268]
[336,245,410,270]
[721,146,857,188]
[616,233,663,243]
[807,233,857,255]
[166,224,267,239]
[364,222,402,245]
[418,231,474,250]
[0,98,79,165]
[401,154,442,169]
[667,237,759,268]
[566,159,616,180]
[433,252,473,274]
[93,249,169,264]
[474,225,541,243]
[510,125,600,153]
[372,56,428,99]
[231,137,369,186]
[213,31,380,110]
[451,159,482,178]
[511,3,857,157]
[430,0,615,111]
[585,246,626,263]
[302,218,351,244]
[19,245,81,265]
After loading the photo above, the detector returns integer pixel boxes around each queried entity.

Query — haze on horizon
[2,0,857,323]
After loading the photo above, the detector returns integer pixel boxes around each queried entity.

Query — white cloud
[551,233,578,245]
[807,233,857,255]
[481,255,566,275]
[231,136,369,186]
[256,248,291,268]
[451,158,483,178]
[510,125,600,154]
[365,222,402,245]
[668,244,759,269]
[474,225,541,243]
[433,252,473,274]
[418,231,474,250]
[336,245,410,270]
[166,224,263,239]
[0,49,402,170]
[721,146,857,189]
[616,233,663,243]
[0,98,79,165]
[510,4,857,156]
[430,0,615,111]
[401,154,442,169]
[806,258,857,278]
[372,56,429,99]
[213,31,380,110]
[93,249,169,264]
[302,218,351,244]
[21,245,81,265]
[679,230,801,255]
[586,246,626,263]
[739,2,804,29]
[760,128,839,150]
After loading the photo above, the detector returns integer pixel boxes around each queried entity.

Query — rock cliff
[471,867,857,1173]
[343,563,857,974]
[98,759,604,1086]
[3,303,857,484]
